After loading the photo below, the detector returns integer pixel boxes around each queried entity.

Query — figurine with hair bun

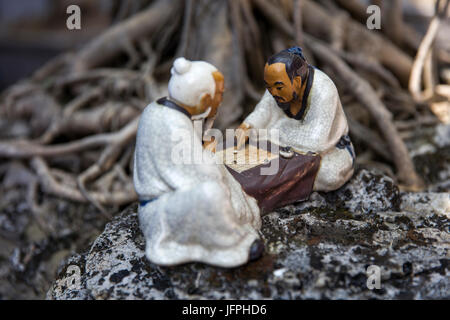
[133,58,263,268]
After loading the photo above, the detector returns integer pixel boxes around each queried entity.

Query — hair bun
[172,57,191,75]
[287,46,305,60]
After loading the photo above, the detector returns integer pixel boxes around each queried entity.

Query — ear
[199,93,212,112]
[212,71,225,88]
[293,76,302,92]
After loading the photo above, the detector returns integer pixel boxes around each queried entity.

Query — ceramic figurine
[133,57,263,268]
[237,47,355,192]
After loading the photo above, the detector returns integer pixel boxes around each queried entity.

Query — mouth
[273,96,284,102]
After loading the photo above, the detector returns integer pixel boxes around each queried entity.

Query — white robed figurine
[238,47,355,191]
[133,58,262,268]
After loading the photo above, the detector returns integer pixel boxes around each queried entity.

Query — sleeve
[244,90,281,129]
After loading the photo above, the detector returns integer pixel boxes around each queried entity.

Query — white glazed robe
[133,100,261,267]
[244,68,354,191]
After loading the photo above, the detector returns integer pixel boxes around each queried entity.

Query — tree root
[73,0,181,72]
[409,0,449,103]
[0,0,444,218]
[0,117,139,159]
[31,157,137,208]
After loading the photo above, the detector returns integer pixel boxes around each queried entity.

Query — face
[264,63,301,105]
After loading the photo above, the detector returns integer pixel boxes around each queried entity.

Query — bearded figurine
[237,47,355,192]
[133,57,263,268]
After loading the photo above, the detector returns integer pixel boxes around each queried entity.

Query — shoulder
[140,101,192,125]
[138,100,192,134]
[312,68,338,95]
[256,89,276,107]
[262,89,274,101]
[139,101,160,123]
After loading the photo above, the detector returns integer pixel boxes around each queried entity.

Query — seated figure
[133,57,263,268]
[237,47,355,192]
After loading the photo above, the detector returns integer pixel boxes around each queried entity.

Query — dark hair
[267,46,309,84]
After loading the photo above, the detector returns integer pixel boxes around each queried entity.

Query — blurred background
[0,0,448,299]
[1,0,449,90]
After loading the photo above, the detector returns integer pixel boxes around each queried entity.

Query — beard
[274,91,299,112]
[276,100,291,111]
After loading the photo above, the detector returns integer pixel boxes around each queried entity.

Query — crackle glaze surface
[133,101,261,267]
[244,68,354,192]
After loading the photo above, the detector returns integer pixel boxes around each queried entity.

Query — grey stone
[434,124,450,148]
[47,169,449,300]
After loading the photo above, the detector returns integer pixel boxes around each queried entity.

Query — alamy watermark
[65,265,81,290]
[366,265,381,290]
[366,5,381,30]
[66,5,81,30]
[65,3,380,31]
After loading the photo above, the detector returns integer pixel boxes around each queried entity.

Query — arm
[244,90,280,129]
[237,90,281,148]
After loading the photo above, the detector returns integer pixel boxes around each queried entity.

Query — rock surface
[47,169,449,300]
[0,162,106,299]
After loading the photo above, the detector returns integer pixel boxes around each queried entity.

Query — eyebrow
[274,81,284,86]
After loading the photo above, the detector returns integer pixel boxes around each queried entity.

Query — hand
[236,122,251,150]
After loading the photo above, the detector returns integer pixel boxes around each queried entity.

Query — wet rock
[321,169,400,214]
[47,169,449,300]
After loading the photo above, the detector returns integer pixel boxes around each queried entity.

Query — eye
[277,87,283,90]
